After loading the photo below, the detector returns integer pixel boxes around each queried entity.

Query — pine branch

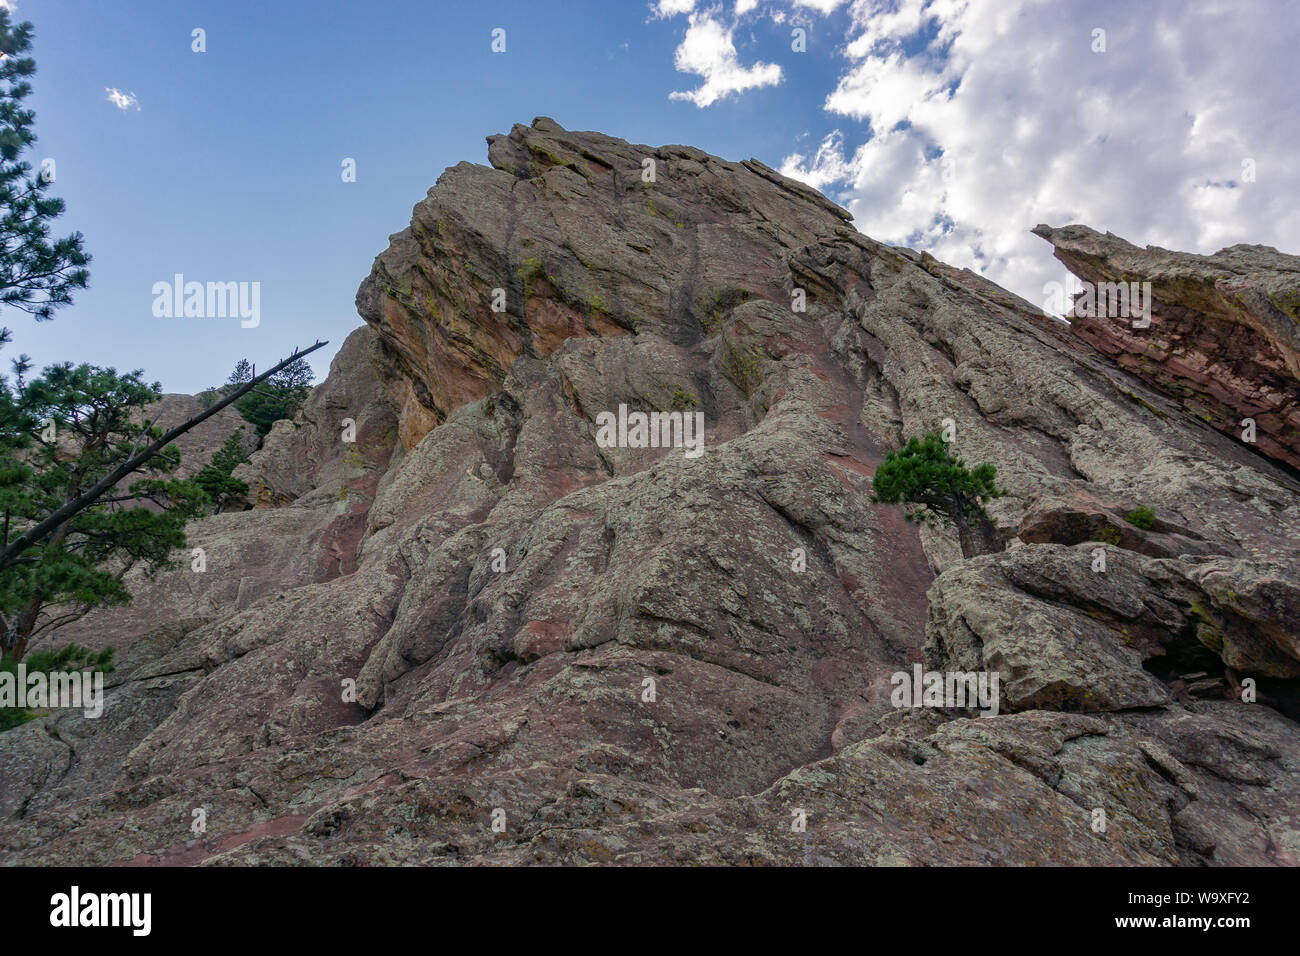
[0,339,328,572]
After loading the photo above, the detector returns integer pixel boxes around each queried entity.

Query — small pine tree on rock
[193,427,250,513]
[871,431,1005,558]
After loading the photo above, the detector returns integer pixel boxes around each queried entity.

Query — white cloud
[793,0,848,13]
[669,11,784,107]
[779,0,1300,313]
[824,50,946,130]
[105,87,140,111]
[653,0,697,18]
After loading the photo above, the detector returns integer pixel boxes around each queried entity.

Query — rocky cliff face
[2,119,1297,866]
[1034,223,1300,472]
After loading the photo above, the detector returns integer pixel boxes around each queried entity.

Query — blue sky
[7,0,1298,392]
[10,0,853,392]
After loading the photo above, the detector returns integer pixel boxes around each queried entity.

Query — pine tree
[0,10,90,328]
[227,359,252,385]
[0,342,329,602]
[871,431,1005,558]
[231,356,314,435]
[0,363,208,661]
[193,426,249,513]
[268,357,313,392]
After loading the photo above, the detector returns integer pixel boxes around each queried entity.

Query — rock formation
[2,119,1297,866]
[1034,223,1300,472]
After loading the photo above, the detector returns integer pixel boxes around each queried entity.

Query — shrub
[1125,505,1157,530]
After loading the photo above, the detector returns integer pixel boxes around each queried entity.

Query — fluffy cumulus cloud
[105,87,140,111]
[653,0,697,18]
[778,0,1300,311]
[666,9,785,106]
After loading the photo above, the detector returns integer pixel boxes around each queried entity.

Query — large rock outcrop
[2,119,1297,866]
[1034,223,1300,471]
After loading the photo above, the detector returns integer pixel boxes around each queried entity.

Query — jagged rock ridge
[1034,223,1300,471]
[1,119,1297,866]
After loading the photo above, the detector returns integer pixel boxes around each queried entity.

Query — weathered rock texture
[3,119,1298,866]
[1034,223,1300,471]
